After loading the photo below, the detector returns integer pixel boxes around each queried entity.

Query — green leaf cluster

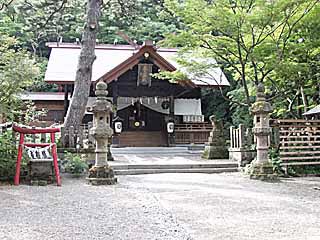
[162,0,320,122]
[64,152,88,175]
[0,35,42,121]
[0,130,27,180]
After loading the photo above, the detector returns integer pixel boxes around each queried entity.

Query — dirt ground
[0,172,320,240]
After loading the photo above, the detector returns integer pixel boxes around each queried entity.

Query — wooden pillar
[112,81,118,117]
[168,95,175,146]
[64,84,69,117]
[111,81,120,148]
[169,95,175,119]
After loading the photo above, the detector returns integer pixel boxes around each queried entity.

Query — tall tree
[64,0,102,129]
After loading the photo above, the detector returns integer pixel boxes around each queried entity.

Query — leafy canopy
[162,0,319,119]
[0,35,40,121]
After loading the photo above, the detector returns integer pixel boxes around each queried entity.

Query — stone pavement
[1,172,320,240]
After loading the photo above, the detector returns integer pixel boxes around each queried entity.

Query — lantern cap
[95,81,108,98]
[96,81,107,90]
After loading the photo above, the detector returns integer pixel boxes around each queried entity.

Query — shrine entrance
[117,102,168,147]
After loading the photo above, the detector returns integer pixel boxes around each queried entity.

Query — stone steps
[114,167,238,175]
[110,162,238,175]
[118,131,168,147]
[111,163,237,170]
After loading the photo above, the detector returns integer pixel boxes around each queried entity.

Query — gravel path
[1,173,320,240]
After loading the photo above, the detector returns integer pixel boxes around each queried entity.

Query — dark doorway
[117,102,166,131]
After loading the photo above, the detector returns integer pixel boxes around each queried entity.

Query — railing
[175,123,212,144]
[229,124,253,149]
[228,124,255,166]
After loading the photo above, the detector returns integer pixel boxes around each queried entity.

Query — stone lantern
[86,81,117,185]
[249,83,275,180]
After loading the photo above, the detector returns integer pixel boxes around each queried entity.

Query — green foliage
[64,152,88,175]
[0,130,27,180]
[0,0,179,57]
[268,148,283,175]
[162,0,320,121]
[0,35,42,121]
[288,165,320,176]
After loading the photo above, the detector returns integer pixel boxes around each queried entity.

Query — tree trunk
[64,0,101,130]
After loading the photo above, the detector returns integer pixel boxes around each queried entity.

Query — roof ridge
[45,42,178,52]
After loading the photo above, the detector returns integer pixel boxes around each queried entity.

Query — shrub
[269,147,283,175]
[0,130,27,180]
[64,152,88,175]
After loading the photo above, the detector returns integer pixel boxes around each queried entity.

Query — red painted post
[51,132,61,186]
[14,133,25,186]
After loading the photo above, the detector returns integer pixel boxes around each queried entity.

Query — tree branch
[39,0,67,30]
[0,0,14,11]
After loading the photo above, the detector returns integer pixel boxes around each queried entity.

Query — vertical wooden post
[40,122,46,143]
[113,81,118,117]
[235,128,239,148]
[230,126,234,148]
[239,124,245,148]
[168,95,175,146]
[50,132,61,186]
[64,84,69,117]
[32,126,36,143]
[79,126,84,149]
[14,133,25,186]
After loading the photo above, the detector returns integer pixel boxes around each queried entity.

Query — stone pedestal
[202,115,228,159]
[87,166,117,185]
[247,161,276,181]
[229,148,256,167]
[86,81,117,185]
[248,83,277,180]
[28,160,54,185]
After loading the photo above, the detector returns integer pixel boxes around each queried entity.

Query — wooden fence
[175,123,212,144]
[274,119,320,169]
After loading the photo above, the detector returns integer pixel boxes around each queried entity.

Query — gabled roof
[98,44,176,83]
[44,42,230,87]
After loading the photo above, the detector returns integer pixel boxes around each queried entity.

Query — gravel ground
[0,173,320,240]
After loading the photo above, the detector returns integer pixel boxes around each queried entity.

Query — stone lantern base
[247,161,278,181]
[87,166,117,185]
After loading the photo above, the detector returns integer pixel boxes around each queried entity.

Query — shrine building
[29,40,229,147]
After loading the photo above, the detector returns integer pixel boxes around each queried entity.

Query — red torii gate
[13,125,61,186]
